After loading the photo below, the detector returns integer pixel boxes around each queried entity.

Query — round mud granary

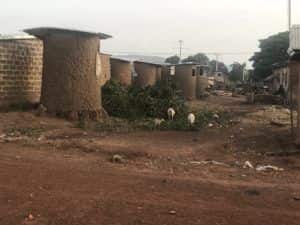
[24,27,112,120]
[110,58,132,86]
[134,61,162,87]
[196,76,208,97]
[196,65,209,98]
[174,64,197,100]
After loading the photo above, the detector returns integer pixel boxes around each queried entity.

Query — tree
[165,55,180,64]
[250,31,289,80]
[209,60,229,74]
[182,53,210,65]
[229,62,246,82]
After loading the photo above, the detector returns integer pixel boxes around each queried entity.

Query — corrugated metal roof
[110,57,131,63]
[23,27,112,40]
[134,60,163,67]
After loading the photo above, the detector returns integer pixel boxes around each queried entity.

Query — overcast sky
[1,0,299,66]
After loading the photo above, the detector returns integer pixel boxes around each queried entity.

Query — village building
[134,61,162,87]
[161,65,175,82]
[208,72,229,89]
[174,63,209,100]
[0,34,43,107]
[24,27,112,120]
[110,57,132,86]
[196,65,210,97]
[264,62,289,93]
[98,53,111,87]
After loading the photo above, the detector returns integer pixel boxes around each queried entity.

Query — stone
[112,154,124,163]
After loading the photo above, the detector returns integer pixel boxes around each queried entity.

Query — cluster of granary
[0,27,229,109]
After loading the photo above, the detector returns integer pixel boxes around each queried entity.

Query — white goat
[154,118,165,127]
[187,113,196,126]
[167,108,176,120]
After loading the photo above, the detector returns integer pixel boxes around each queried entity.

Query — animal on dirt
[36,104,47,116]
[154,118,165,127]
[167,108,176,120]
[187,113,196,126]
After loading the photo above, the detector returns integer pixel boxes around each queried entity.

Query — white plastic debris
[243,161,254,169]
[112,154,124,163]
[208,123,214,128]
[213,114,219,119]
[256,165,284,172]
[190,160,229,167]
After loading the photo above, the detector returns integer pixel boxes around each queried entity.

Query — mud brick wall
[134,62,162,88]
[100,53,111,86]
[0,38,43,107]
[110,58,132,86]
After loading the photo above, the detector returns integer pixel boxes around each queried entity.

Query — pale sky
[1,0,299,66]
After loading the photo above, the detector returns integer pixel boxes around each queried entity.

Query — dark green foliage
[182,53,210,65]
[209,60,229,74]
[102,80,130,118]
[102,80,187,119]
[101,81,232,131]
[229,62,246,82]
[4,126,45,137]
[250,31,289,80]
[92,109,232,132]
[165,55,180,64]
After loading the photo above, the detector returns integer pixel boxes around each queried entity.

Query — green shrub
[101,80,233,131]
[102,80,187,119]
[102,80,131,118]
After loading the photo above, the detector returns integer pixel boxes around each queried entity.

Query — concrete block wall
[0,38,43,107]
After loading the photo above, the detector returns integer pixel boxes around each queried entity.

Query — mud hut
[174,63,199,100]
[110,58,132,86]
[134,61,162,87]
[98,53,111,87]
[24,27,112,120]
[196,65,209,98]
[161,65,175,82]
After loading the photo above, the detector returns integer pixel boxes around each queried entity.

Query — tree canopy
[182,53,210,65]
[229,62,246,82]
[250,31,289,80]
[209,60,229,74]
[165,55,180,64]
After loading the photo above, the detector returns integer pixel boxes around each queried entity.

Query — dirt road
[0,96,300,225]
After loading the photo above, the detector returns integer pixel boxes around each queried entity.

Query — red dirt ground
[0,96,300,225]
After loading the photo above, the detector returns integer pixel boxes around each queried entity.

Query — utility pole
[288,0,292,31]
[179,40,183,62]
[287,0,295,137]
[215,53,219,72]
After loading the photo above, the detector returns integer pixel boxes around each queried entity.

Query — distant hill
[113,55,166,64]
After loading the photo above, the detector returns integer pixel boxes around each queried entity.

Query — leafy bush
[102,80,131,118]
[102,80,187,119]
[101,80,233,131]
